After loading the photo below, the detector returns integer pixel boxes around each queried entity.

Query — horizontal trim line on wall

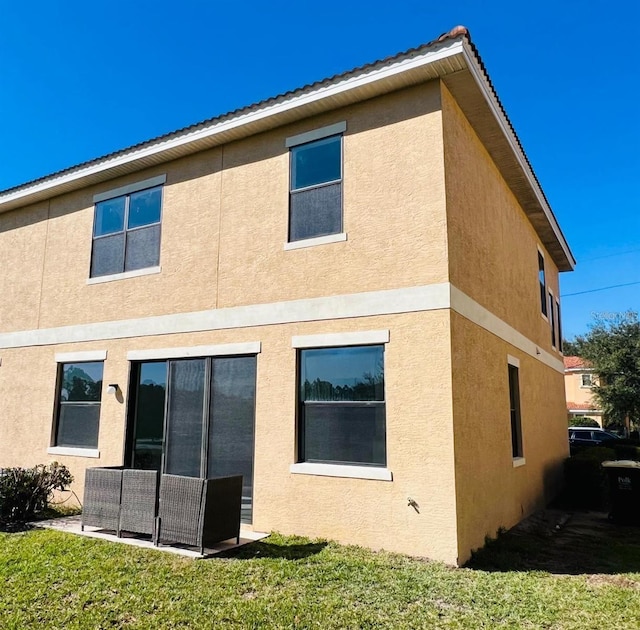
[0,283,450,349]
[292,330,389,348]
[55,350,107,363]
[93,174,167,203]
[283,232,347,251]
[86,266,162,285]
[47,446,100,458]
[289,462,393,481]
[127,341,261,361]
[0,282,563,373]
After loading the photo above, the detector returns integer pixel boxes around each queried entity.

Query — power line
[562,280,640,298]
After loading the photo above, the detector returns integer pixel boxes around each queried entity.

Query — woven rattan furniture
[119,469,159,536]
[81,466,123,533]
[155,474,242,554]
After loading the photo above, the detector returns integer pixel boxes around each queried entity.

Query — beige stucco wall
[564,372,597,407]
[0,310,460,564]
[441,83,562,357]
[0,81,447,332]
[450,312,569,564]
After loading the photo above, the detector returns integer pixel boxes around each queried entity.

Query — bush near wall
[564,447,616,510]
[0,462,73,529]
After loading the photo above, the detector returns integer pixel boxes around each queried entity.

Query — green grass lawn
[1,524,640,629]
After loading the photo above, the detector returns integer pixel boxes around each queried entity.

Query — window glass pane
[302,403,386,465]
[289,182,342,242]
[291,136,341,190]
[301,346,384,401]
[56,403,100,448]
[128,186,162,229]
[208,356,256,523]
[165,359,206,477]
[91,232,125,277]
[124,224,160,271]
[60,362,103,402]
[94,196,125,236]
[508,364,522,458]
[133,362,167,471]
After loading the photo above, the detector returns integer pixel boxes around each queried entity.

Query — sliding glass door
[127,355,256,522]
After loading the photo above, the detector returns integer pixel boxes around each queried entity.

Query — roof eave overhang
[0,35,574,271]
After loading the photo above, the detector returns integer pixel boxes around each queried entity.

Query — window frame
[50,356,106,455]
[538,248,548,319]
[507,355,524,464]
[285,122,346,247]
[291,338,384,472]
[90,175,166,280]
[549,289,557,349]
[581,373,594,388]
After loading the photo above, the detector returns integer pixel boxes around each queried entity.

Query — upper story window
[286,122,345,243]
[581,373,594,388]
[549,291,556,348]
[90,175,166,278]
[538,250,547,317]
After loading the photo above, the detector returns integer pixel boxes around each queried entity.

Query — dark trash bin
[602,460,640,524]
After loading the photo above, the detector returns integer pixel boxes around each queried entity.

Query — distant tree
[562,338,581,356]
[573,312,640,432]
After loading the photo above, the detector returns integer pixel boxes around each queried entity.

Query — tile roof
[564,356,592,370]
[0,26,469,197]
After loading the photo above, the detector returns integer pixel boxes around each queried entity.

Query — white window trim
[512,457,526,468]
[47,446,100,459]
[285,121,347,148]
[283,232,347,251]
[548,288,557,350]
[127,341,261,361]
[55,350,107,363]
[93,174,167,203]
[87,265,161,285]
[293,329,390,349]
[507,354,520,368]
[538,246,548,322]
[290,462,392,481]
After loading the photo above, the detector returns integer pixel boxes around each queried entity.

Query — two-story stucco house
[0,27,574,565]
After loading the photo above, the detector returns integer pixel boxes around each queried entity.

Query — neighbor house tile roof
[564,356,592,370]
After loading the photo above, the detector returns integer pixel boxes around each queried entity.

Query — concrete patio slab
[35,515,268,558]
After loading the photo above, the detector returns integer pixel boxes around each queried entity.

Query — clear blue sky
[1,1,638,339]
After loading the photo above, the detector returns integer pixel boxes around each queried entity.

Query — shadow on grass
[466,510,640,575]
[218,540,328,560]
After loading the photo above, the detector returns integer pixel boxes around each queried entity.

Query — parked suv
[568,427,621,449]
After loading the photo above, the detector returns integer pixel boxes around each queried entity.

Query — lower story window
[508,362,523,459]
[298,345,386,466]
[54,362,104,448]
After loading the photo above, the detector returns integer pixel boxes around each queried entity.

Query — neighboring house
[564,356,604,427]
[0,26,574,566]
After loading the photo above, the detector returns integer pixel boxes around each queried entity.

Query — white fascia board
[0,40,464,211]
[460,43,575,270]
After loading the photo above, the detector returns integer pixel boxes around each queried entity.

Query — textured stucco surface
[0,310,459,563]
[450,311,569,564]
[0,76,572,565]
[0,82,447,332]
[441,83,562,358]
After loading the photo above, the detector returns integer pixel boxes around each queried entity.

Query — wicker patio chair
[155,474,243,554]
[81,466,123,533]
[118,469,159,537]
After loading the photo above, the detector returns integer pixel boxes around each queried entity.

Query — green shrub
[568,415,600,428]
[613,441,640,461]
[564,447,615,510]
[0,462,73,528]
